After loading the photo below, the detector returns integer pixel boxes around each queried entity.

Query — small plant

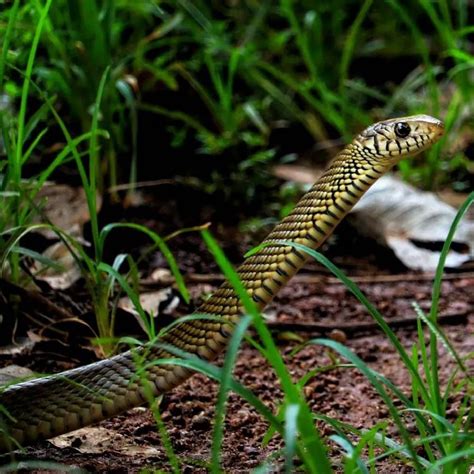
[0,0,62,282]
[4,0,183,192]
[0,5,188,353]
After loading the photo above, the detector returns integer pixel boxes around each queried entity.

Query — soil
[0,211,473,473]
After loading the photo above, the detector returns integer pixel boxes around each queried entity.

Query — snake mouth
[432,121,445,139]
[418,116,445,140]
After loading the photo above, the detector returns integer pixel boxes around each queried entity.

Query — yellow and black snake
[0,115,444,453]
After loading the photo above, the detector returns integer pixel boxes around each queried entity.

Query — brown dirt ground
[0,229,473,473]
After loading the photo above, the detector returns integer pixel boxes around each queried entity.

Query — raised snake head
[354,114,445,163]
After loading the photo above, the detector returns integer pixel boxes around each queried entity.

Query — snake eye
[395,122,411,138]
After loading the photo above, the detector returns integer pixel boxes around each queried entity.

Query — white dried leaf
[352,175,473,271]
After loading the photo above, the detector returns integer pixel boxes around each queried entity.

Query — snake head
[355,114,444,162]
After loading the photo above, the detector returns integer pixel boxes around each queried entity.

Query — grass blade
[308,338,428,471]
[211,315,252,473]
[201,229,331,473]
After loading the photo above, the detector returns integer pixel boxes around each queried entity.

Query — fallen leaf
[31,241,82,290]
[0,365,35,385]
[25,183,102,289]
[0,339,35,356]
[272,164,323,184]
[34,183,102,238]
[50,422,162,457]
[351,175,474,271]
[118,288,180,319]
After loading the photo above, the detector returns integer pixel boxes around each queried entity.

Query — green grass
[0,3,189,354]
[0,0,473,471]
[23,0,162,193]
[2,1,473,203]
[0,0,52,283]
[102,192,473,472]
[383,0,473,190]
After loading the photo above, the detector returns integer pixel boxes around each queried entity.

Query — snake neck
[198,143,391,320]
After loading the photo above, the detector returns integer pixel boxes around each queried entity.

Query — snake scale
[0,115,444,453]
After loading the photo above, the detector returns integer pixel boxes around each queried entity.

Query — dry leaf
[50,421,161,457]
[34,183,102,238]
[31,240,82,290]
[26,183,102,289]
[0,365,35,385]
[351,175,474,271]
[272,164,323,184]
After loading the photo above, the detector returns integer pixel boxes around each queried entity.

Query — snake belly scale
[0,115,444,452]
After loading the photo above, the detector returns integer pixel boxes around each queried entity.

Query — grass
[173,193,474,471]
[383,0,473,190]
[107,192,473,472]
[0,0,52,283]
[2,1,473,203]
[22,0,165,193]
[4,196,470,470]
[0,0,473,471]
[0,4,190,354]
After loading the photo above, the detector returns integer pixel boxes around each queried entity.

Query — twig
[0,278,77,323]
[142,271,474,288]
[265,311,470,336]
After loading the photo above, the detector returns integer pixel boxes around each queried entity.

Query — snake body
[0,115,444,452]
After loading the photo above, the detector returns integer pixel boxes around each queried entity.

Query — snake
[0,115,444,453]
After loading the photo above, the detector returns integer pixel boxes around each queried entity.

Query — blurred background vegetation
[1,0,473,216]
